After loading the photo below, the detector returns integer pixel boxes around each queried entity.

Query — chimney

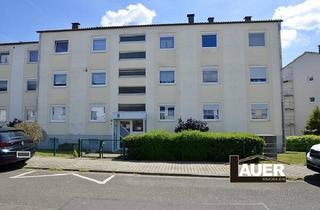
[72,22,80,30]
[187,14,195,24]
[244,16,252,22]
[208,17,214,23]
[318,45,320,54]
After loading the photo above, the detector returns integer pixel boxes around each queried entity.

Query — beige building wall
[37,20,283,150]
[282,52,320,135]
[0,42,38,125]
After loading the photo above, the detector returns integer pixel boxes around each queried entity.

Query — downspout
[278,22,286,152]
[35,33,41,124]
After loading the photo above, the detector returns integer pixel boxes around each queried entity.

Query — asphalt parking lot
[0,165,319,210]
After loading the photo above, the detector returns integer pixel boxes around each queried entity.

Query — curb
[24,166,230,178]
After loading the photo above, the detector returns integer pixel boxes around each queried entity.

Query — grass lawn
[277,151,306,165]
[35,150,75,158]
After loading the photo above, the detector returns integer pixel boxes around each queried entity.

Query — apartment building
[0,41,38,126]
[35,15,283,152]
[282,50,320,136]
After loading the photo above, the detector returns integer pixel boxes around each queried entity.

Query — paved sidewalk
[26,156,316,179]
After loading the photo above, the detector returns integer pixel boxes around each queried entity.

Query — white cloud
[273,0,320,48]
[100,3,156,26]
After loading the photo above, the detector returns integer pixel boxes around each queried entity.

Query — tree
[304,106,320,135]
[174,118,209,132]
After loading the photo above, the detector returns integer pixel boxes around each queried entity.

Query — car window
[0,131,27,142]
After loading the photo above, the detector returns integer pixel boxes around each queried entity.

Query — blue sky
[0,0,319,65]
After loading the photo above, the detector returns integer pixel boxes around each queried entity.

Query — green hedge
[123,130,265,161]
[286,135,320,152]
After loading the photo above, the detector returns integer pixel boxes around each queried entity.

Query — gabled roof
[0,41,38,46]
[37,19,282,33]
[283,52,320,69]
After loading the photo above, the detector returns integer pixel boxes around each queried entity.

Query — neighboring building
[36,15,283,152]
[282,50,320,136]
[0,41,39,126]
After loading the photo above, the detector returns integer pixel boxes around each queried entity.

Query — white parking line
[10,170,116,185]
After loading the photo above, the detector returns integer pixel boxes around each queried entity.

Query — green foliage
[304,106,320,135]
[286,135,320,152]
[15,122,46,143]
[123,130,265,161]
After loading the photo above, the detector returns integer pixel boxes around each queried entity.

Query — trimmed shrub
[123,130,265,161]
[286,135,320,152]
[15,122,46,143]
[175,118,209,132]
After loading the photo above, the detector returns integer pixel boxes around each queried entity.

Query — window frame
[249,66,268,84]
[119,51,146,60]
[54,40,69,54]
[159,35,175,50]
[91,37,107,53]
[119,68,146,78]
[52,71,68,88]
[89,104,106,122]
[201,32,218,48]
[250,103,269,121]
[0,108,7,122]
[201,67,219,84]
[118,86,146,95]
[90,70,107,87]
[202,104,221,121]
[159,68,176,85]
[25,107,36,122]
[0,80,8,92]
[50,105,66,122]
[27,50,39,63]
[248,32,266,47]
[309,97,316,103]
[0,51,9,65]
[159,105,176,121]
[26,78,37,91]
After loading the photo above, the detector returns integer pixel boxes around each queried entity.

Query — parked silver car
[306,144,320,173]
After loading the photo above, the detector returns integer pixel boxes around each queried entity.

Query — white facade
[35,18,283,151]
[282,52,320,136]
[0,42,38,125]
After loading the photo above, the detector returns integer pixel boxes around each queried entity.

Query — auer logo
[229,155,287,183]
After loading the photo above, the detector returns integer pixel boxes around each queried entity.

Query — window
[0,80,8,92]
[203,105,220,120]
[160,70,175,84]
[119,52,146,59]
[54,40,68,53]
[251,104,269,120]
[90,106,106,122]
[26,79,37,91]
[53,73,67,87]
[0,109,6,122]
[132,120,143,132]
[28,50,38,63]
[25,108,36,122]
[160,106,175,120]
[249,32,265,47]
[119,86,145,94]
[120,35,145,42]
[160,36,174,49]
[91,72,106,86]
[119,69,145,77]
[51,105,66,122]
[250,67,267,83]
[307,76,314,82]
[118,104,145,112]
[202,34,217,48]
[310,97,315,103]
[0,52,9,64]
[92,38,106,52]
[202,68,218,83]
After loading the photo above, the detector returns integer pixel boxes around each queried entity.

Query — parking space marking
[10,170,116,185]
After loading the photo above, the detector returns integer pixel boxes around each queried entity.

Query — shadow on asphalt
[304,174,320,188]
[0,162,26,173]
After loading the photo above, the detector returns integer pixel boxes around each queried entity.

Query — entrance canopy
[112,111,147,120]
